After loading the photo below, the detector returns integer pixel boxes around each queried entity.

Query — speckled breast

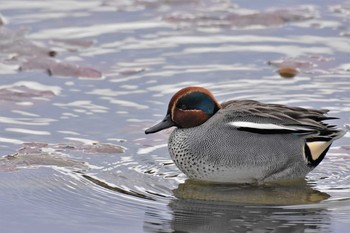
[168,128,227,181]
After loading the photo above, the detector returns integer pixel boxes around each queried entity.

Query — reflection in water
[173,180,330,205]
[167,198,330,233]
[144,180,331,232]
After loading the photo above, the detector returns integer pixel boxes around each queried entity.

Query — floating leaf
[0,141,125,172]
[20,57,103,78]
[163,7,315,28]
[276,66,299,78]
[118,67,146,76]
[54,142,126,154]
[1,142,87,171]
[0,81,59,102]
[0,27,103,78]
[268,56,334,75]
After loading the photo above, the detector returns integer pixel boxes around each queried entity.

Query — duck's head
[145,86,221,134]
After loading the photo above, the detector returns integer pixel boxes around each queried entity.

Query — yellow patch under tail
[306,141,332,161]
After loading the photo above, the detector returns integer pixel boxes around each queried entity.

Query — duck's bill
[145,114,175,134]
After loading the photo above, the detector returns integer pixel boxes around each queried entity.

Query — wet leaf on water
[118,67,146,76]
[0,143,87,172]
[0,27,103,78]
[54,142,126,154]
[268,56,334,76]
[276,66,299,78]
[0,141,125,172]
[163,7,315,28]
[25,141,126,154]
[20,57,103,78]
[20,142,49,150]
[0,82,57,102]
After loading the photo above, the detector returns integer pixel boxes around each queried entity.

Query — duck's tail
[304,126,345,168]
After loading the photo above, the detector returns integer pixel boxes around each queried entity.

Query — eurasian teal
[145,87,344,183]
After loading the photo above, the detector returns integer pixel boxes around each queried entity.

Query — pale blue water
[0,0,350,232]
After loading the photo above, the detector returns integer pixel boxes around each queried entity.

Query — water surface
[0,0,350,232]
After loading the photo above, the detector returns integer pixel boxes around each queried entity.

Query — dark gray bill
[145,114,175,134]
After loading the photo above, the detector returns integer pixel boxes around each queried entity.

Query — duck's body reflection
[173,179,330,205]
[145,179,331,232]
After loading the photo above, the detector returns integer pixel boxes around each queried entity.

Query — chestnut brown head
[145,87,221,134]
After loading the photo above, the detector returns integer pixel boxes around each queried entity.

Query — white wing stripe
[228,121,310,131]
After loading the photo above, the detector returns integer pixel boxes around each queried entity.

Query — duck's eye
[180,104,187,110]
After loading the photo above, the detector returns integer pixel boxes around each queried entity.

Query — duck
[145,86,345,183]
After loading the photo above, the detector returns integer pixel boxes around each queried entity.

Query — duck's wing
[221,99,340,137]
[221,100,345,167]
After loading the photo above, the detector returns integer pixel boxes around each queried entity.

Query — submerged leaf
[0,27,102,78]
[54,142,126,154]
[0,141,125,172]
[20,57,103,78]
[0,81,59,102]
[1,142,86,171]
[163,7,315,28]
[118,67,146,76]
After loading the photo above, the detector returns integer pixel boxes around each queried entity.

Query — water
[0,0,350,232]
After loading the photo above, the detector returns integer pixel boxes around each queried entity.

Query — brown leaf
[0,141,125,171]
[118,67,145,75]
[277,66,299,78]
[0,27,102,78]
[163,7,314,28]
[268,56,334,75]
[20,57,103,78]
[55,142,126,154]
[0,82,57,102]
